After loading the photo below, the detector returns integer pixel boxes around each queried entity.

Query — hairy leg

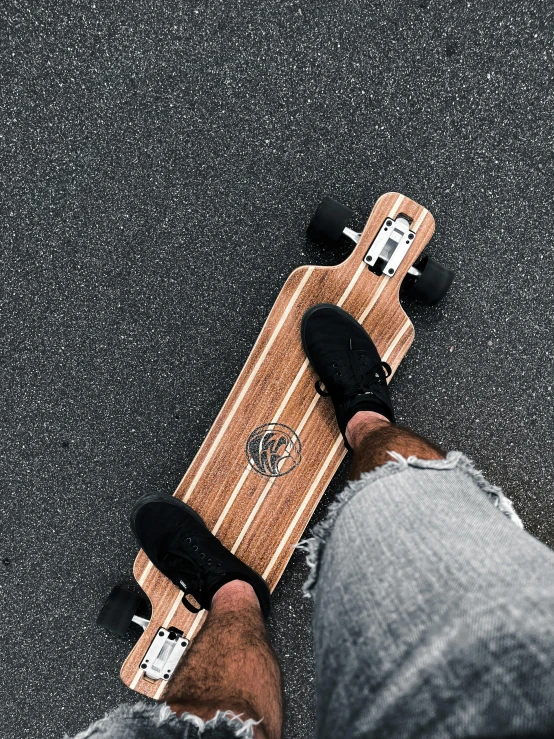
[164,580,283,739]
[346,411,445,479]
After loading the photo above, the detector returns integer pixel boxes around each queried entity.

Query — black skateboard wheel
[97,585,142,636]
[402,256,454,305]
[307,197,354,243]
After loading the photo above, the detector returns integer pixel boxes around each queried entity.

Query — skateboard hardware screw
[182,641,186,647]
[159,631,164,637]
[141,663,147,669]
[164,674,169,679]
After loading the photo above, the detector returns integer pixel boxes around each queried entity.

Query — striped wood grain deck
[121,192,435,697]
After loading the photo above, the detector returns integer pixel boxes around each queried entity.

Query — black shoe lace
[161,530,224,614]
[314,340,391,400]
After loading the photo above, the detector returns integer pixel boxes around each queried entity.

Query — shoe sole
[301,302,371,366]
[130,493,207,540]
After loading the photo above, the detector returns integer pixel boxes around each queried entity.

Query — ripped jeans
[67,452,554,738]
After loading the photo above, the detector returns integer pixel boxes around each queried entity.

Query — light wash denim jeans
[67,452,554,739]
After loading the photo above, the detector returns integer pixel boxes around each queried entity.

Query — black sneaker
[301,303,395,451]
[130,494,271,617]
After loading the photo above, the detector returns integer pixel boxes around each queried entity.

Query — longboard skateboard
[98,192,452,697]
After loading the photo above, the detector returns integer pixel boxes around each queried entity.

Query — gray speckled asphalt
[1,1,554,737]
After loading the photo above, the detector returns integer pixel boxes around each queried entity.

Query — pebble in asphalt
[1,1,553,738]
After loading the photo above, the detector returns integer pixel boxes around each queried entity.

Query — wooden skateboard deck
[121,192,435,697]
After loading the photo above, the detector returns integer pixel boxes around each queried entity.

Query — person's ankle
[212,579,260,611]
[345,410,390,449]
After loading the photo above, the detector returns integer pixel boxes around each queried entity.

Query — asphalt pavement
[2,1,554,737]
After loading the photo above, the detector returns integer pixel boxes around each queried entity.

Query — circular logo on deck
[246,423,302,477]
